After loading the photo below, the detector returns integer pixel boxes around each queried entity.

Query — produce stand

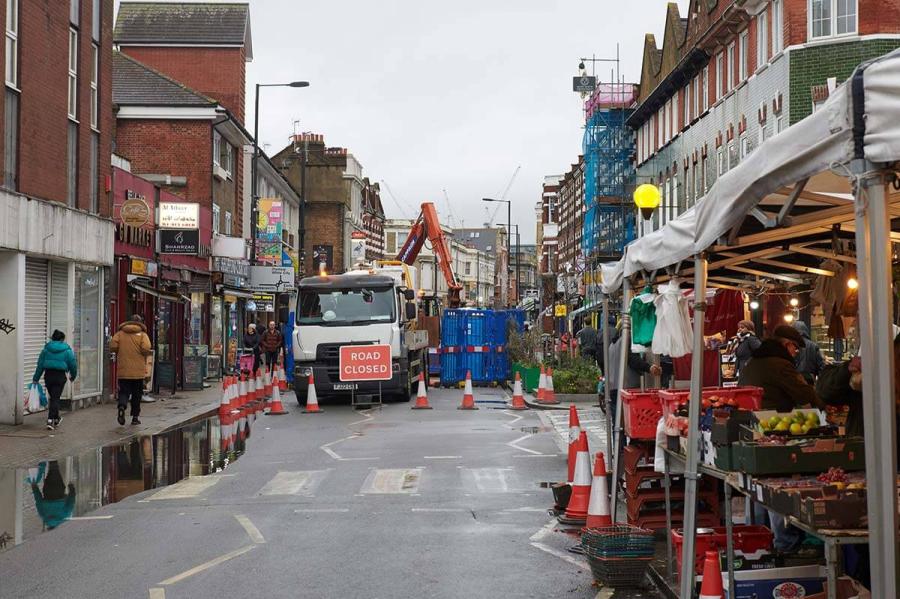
[594,50,900,597]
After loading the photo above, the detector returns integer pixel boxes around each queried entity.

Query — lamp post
[498,222,520,307]
[251,81,309,265]
[482,197,511,307]
[632,183,661,238]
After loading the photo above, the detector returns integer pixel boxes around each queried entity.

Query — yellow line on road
[149,588,165,599]
[234,514,266,544]
[159,545,256,586]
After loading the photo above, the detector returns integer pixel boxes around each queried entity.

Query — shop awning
[130,282,185,303]
[222,288,254,299]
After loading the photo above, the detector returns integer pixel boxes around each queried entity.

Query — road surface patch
[461,467,515,493]
[360,468,422,494]
[257,470,328,496]
[148,476,220,500]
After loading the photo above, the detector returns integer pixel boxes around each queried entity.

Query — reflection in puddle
[0,409,255,552]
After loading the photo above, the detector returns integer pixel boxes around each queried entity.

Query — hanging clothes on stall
[651,279,693,358]
[630,286,657,346]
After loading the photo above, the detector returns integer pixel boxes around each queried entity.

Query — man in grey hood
[792,321,825,384]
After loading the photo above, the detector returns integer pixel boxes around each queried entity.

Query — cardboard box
[697,565,826,599]
[732,437,866,475]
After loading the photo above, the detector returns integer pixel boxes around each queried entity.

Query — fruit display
[759,411,821,435]
[816,467,848,484]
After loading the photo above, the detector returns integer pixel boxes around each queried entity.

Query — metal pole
[251,84,260,265]
[602,294,613,466]
[852,161,899,598]
[507,201,512,307]
[299,135,308,274]
[679,253,708,598]
[609,277,631,524]
[515,227,520,307]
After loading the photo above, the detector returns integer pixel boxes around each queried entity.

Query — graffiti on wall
[0,318,14,335]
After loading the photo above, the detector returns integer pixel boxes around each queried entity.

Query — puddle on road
[0,409,256,553]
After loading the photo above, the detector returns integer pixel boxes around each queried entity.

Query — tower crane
[487,165,521,226]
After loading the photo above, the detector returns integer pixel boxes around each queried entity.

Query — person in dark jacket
[32,330,78,431]
[607,328,661,423]
[243,323,262,374]
[737,325,821,412]
[792,321,825,384]
[576,325,599,364]
[31,461,75,530]
[260,321,284,374]
[729,320,761,375]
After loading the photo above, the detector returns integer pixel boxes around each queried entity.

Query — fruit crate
[672,525,774,576]
[621,389,663,440]
[732,437,866,475]
[659,386,764,419]
[622,443,653,475]
[799,489,867,529]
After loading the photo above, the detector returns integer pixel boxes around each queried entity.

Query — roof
[112,51,216,106]
[454,228,505,254]
[114,2,250,46]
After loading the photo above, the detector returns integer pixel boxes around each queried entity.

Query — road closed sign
[339,344,393,381]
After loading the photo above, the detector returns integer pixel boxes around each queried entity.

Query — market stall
[597,49,900,598]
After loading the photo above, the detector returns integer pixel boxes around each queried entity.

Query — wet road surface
[0,387,662,598]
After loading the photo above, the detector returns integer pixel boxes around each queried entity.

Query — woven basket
[585,554,653,587]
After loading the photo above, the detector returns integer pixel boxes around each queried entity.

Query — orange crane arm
[396,202,463,307]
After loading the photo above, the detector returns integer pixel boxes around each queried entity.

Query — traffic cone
[238,374,247,409]
[219,409,231,452]
[560,431,591,524]
[218,378,231,417]
[264,369,273,397]
[303,372,323,413]
[537,364,547,401]
[567,404,582,484]
[509,372,527,410]
[458,370,478,410]
[543,368,558,404]
[585,451,612,528]
[266,370,289,415]
[411,372,432,409]
[699,550,725,598]
[278,365,288,391]
[255,368,265,400]
[247,371,256,404]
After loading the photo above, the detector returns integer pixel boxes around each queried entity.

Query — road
[0,387,660,599]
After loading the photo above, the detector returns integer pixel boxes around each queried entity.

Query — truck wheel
[396,375,413,402]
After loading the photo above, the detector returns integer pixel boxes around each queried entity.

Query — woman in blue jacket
[33,330,77,430]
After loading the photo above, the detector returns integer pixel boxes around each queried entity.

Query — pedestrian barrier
[457,370,478,410]
[303,373,323,414]
[411,372,432,410]
[439,308,526,385]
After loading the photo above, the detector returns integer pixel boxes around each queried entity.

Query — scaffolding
[581,83,637,260]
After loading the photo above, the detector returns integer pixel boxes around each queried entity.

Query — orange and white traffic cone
[584,451,612,529]
[219,409,231,452]
[218,377,231,418]
[699,550,725,598]
[543,368,558,404]
[458,370,478,410]
[509,372,527,410]
[560,431,591,525]
[278,365,288,391]
[537,364,547,401]
[266,370,289,415]
[256,369,265,400]
[248,371,257,404]
[411,372,432,409]
[303,372,323,413]
[567,404,582,483]
[264,369,273,397]
[238,374,247,409]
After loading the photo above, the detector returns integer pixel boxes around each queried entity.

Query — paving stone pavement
[0,385,228,468]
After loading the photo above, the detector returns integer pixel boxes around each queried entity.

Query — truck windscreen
[297,287,395,326]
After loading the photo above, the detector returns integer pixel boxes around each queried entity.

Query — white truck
[292,264,428,404]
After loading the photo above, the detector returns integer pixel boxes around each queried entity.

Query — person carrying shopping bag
[110,315,152,426]
[32,330,77,431]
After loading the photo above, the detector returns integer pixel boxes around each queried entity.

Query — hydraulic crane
[396,202,463,308]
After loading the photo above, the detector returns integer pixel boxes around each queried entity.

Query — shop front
[211,251,251,377]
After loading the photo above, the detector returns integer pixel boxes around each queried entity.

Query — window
[465,262,471,275]
[673,92,679,134]
[809,0,855,38]
[729,142,739,169]
[717,148,727,176]
[225,211,232,235]
[740,134,751,159]
[773,0,784,53]
[739,31,749,81]
[689,163,697,207]
[726,42,735,91]
[92,0,101,41]
[212,204,220,235]
[70,0,79,24]
[89,133,98,213]
[6,0,18,87]
[836,0,857,35]
[90,44,99,129]
[386,231,396,252]
[757,10,769,69]
[3,88,17,189]
[68,28,78,119]
[702,67,709,112]
[701,155,709,193]
[67,122,78,206]
[692,76,700,118]
[213,132,234,177]
[777,116,787,133]
[716,53,724,100]
[759,122,770,145]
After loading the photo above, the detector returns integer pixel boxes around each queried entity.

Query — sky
[121,1,685,244]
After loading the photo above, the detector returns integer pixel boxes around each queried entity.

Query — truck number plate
[333,383,357,391]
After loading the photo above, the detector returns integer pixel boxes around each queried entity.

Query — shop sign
[351,231,366,263]
[253,293,275,312]
[212,256,250,278]
[256,199,283,265]
[555,304,567,317]
[116,223,153,248]
[223,274,248,288]
[159,229,200,255]
[249,266,295,292]
[130,259,158,276]
[572,75,596,93]
[159,202,200,229]
[121,192,151,227]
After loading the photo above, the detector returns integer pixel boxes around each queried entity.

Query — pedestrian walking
[260,321,284,374]
[32,330,77,430]
[110,315,152,426]
[243,323,262,374]
[30,461,75,530]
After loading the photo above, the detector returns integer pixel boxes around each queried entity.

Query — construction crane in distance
[486,165,521,226]
[380,179,416,219]
[442,189,459,229]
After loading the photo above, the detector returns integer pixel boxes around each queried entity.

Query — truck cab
[292,269,427,404]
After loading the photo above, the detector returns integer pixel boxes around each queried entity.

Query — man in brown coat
[110,315,152,425]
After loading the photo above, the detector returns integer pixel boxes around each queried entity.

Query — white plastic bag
[25,384,42,413]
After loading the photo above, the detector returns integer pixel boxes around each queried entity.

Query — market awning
[130,282,185,303]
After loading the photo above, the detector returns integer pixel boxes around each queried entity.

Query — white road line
[294,508,350,513]
[234,514,265,544]
[462,467,515,493]
[320,435,379,461]
[423,455,461,459]
[502,409,524,429]
[530,542,587,569]
[149,588,165,599]
[530,518,557,542]
[507,433,544,455]
[149,476,220,500]
[348,408,377,427]
[159,545,256,586]
[411,508,466,513]
[67,515,114,520]
[512,454,559,458]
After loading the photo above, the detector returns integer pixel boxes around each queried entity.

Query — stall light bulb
[783,313,795,323]
[847,278,859,290]
[749,300,760,310]
[789,297,799,307]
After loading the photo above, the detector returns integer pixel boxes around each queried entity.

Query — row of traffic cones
[536,364,558,404]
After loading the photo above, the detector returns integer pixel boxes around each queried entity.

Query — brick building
[557,157,585,271]
[630,0,900,233]
[361,178,386,261]
[538,175,562,276]
[0,0,116,423]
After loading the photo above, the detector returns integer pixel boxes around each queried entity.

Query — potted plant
[546,354,601,402]
[508,328,543,392]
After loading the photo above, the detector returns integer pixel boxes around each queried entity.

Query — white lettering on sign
[338,344,392,382]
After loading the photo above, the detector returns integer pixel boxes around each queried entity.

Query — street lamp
[251,81,309,265]
[633,183,661,221]
[482,197,512,307]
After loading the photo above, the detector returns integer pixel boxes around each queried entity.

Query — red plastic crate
[621,389,663,440]
[671,525,773,576]
[660,386,764,418]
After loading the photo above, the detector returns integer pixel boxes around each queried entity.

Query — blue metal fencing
[438,308,526,385]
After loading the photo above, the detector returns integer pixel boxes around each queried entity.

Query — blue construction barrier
[438,308,526,385]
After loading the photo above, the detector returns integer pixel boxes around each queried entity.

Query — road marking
[595,589,615,599]
[502,409,524,429]
[257,470,328,496]
[294,508,350,513]
[512,454,559,458]
[320,435,379,461]
[348,407,377,427]
[149,588,165,599]
[461,467,515,493]
[68,515,114,520]
[149,476,220,500]
[506,434,544,455]
[159,545,256,585]
[501,507,547,513]
[530,518,557,542]
[423,455,461,459]
[531,542,587,569]
[411,508,465,513]
[234,514,265,544]
[360,468,422,494]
